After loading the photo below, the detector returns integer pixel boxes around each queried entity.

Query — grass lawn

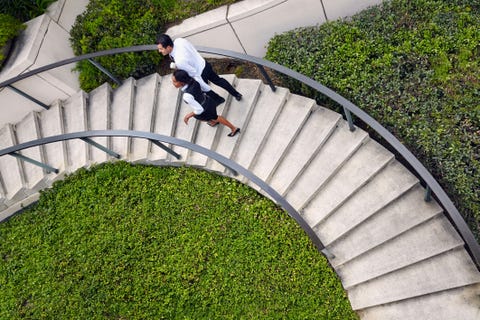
[0,162,357,319]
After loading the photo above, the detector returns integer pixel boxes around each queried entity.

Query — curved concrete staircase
[1,73,479,319]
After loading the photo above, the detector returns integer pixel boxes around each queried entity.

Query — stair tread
[149,74,180,162]
[38,102,66,173]
[0,125,24,200]
[249,94,315,182]
[62,91,88,171]
[170,89,199,163]
[268,106,342,195]
[110,77,135,157]
[15,112,45,190]
[130,74,159,162]
[230,86,289,171]
[208,78,262,172]
[358,283,480,320]
[328,184,443,267]
[87,83,111,164]
[285,120,368,210]
[301,138,393,227]
[347,248,480,310]
[186,75,234,167]
[338,215,465,288]
[313,160,419,245]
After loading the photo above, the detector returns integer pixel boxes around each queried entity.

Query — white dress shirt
[171,38,212,92]
[181,84,204,115]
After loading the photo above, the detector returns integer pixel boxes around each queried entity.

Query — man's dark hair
[156,34,174,48]
[173,69,194,84]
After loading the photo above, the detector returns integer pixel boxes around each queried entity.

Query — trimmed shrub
[266,0,480,238]
[70,0,239,92]
[0,14,25,68]
[0,163,358,319]
[0,0,57,22]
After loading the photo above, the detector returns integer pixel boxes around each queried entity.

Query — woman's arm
[183,112,195,125]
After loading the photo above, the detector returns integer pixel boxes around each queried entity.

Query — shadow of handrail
[0,44,478,267]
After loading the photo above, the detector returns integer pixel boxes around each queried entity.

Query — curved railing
[0,45,479,267]
[0,130,327,256]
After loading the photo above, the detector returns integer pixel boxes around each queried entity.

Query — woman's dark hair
[156,34,174,48]
[173,69,194,84]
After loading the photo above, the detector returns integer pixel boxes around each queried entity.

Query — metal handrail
[0,130,327,255]
[0,45,478,266]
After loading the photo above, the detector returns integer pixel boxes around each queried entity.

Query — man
[156,34,243,101]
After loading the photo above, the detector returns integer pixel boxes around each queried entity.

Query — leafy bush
[266,0,480,238]
[0,0,56,22]
[70,0,239,92]
[0,14,25,68]
[0,163,357,319]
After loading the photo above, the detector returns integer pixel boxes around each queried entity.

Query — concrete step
[230,86,289,174]
[38,101,67,181]
[267,105,342,195]
[87,83,111,164]
[338,215,465,288]
[357,283,480,320]
[62,91,88,172]
[248,94,316,183]
[300,138,393,227]
[186,75,235,168]
[313,160,419,245]
[0,180,6,211]
[285,120,368,210]
[14,112,46,192]
[149,74,181,163]
[0,124,25,202]
[328,184,443,268]
[347,247,480,310]
[110,77,135,158]
[207,77,262,173]
[130,73,160,162]
[169,87,200,165]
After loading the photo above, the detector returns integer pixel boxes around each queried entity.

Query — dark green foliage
[0,0,56,22]
[0,14,25,67]
[0,162,357,319]
[266,0,480,238]
[69,0,239,91]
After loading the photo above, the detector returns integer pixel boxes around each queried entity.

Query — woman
[172,69,240,137]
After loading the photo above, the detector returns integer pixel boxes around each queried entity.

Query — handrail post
[9,152,59,174]
[149,139,181,160]
[425,185,432,202]
[343,107,355,131]
[7,85,49,110]
[87,58,122,86]
[80,137,121,159]
[256,64,276,92]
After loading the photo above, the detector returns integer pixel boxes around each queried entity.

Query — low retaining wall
[0,0,88,127]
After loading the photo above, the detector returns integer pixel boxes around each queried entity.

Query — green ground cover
[266,0,480,238]
[0,162,357,319]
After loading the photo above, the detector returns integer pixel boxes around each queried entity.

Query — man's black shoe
[234,93,243,101]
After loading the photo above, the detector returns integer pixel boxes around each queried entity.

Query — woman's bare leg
[215,116,237,133]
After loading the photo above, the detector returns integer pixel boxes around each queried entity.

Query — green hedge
[0,163,357,319]
[266,0,480,238]
[0,0,56,22]
[70,0,238,92]
[0,14,25,68]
